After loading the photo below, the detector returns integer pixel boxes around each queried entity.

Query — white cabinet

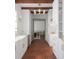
[15,36,28,59]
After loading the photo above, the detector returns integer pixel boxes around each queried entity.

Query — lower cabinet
[49,35,64,59]
[15,37,28,59]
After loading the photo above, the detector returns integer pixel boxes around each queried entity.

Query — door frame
[33,19,46,39]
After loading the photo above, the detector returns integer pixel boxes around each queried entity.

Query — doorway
[33,19,46,40]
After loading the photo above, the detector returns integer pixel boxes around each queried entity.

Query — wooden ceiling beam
[15,0,54,3]
[21,7,52,10]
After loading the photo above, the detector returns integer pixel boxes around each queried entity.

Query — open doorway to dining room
[33,19,46,40]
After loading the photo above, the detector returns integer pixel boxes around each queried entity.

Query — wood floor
[22,39,57,59]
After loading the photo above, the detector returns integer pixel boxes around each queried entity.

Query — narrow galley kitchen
[15,0,64,59]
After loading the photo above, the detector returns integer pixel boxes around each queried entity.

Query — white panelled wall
[15,4,31,59]
[46,0,64,59]
[52,0,59,58]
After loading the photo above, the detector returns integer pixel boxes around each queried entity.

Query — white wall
[15,4,31,36]
[21,10,30,35]
[15,4,23,36]
[48,0,62,59]
[32,14,48,19]
[46,0,64,59]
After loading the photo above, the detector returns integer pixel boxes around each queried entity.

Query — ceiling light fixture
[38,9,41,14]
[43,10,45,14]
[34,10,36,14]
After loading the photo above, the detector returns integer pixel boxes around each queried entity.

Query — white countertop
[15,35,26,42]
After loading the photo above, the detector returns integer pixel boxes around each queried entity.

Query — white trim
[16,3,52,7]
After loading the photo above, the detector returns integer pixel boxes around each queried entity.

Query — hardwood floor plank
[22,39,57,59]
